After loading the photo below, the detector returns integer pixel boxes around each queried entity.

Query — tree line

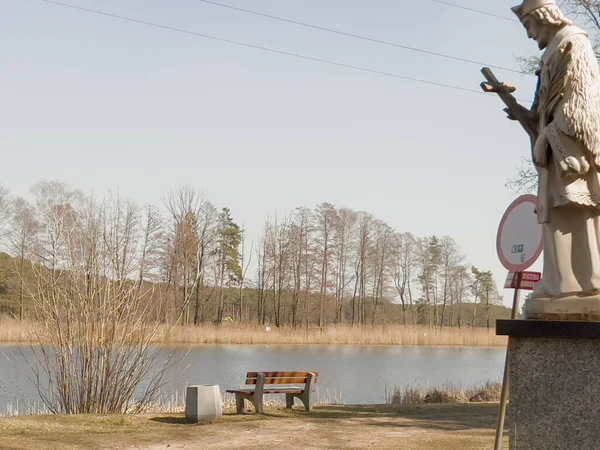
[0,181,505,329]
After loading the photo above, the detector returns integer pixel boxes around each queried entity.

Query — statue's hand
[558,156,590,175]
[504,105,535,122]
[504,107,519,121]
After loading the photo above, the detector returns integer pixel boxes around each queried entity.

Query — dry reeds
[158,323,507,347]
[0,316,27,343]
[0,320,507,347]
[388,380,502,405]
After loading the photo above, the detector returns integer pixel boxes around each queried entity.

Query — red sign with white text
[504,271,541,291]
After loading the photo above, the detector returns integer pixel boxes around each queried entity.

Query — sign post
[494,195,543,450]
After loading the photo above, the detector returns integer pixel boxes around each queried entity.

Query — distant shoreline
[0,318,507,347]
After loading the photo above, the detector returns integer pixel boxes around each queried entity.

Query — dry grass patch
[0,403,507,450]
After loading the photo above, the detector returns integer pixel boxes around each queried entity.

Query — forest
[0,181,508,330]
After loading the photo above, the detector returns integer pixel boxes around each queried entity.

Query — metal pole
[494,271,522,450]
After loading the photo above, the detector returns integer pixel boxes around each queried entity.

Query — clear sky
[2,0,558,305]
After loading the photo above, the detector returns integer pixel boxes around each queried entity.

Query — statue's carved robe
[532,25,600,299]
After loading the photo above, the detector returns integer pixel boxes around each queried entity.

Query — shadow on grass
[149,411,284,425]
[149,416,190,424]
[302,403,500,432]
[148,403,501,433]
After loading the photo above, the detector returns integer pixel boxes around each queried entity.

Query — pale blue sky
[2,0,553,304]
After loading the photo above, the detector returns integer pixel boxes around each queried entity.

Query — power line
[196,0,527,75]
[34,0,531,102]
[430,0,519,22]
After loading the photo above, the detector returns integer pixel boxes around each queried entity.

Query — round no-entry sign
[496,195,543,272]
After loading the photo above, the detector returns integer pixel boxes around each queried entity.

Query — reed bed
[159,323,507,347]
[387,380,502,405]
[1,401,52,417]
[0,318,507,347]
[0,316,28,344]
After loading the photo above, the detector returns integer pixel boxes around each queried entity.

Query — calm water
[0,345,505,410]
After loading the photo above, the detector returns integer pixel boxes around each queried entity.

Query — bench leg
[235,394,246,414]
[285,393,294,409]
[300,390,313,411]
[302,372,316,411]
[251,373,265,414]
[251,396,264,414]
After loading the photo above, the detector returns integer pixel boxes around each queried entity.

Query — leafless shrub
[20,186,177,414]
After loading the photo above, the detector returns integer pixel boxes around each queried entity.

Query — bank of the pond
[0,403,507,450]
[0,318,507,347]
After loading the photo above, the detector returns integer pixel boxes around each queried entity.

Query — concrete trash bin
[185,385,223,423]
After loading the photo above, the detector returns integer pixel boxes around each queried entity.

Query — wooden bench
[226,371,318,414]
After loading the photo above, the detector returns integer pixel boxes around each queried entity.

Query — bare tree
[164,186,218,324]
[255,224,269,325]
[506,158,539,195]
[24,192,173,414]
[370,220,393,325]
[8,197,38,320]
[290,207,311,327]
[561,0,600,40]
[452,265,471,328]
[262,214,292,328]
[314,203,336,327]
[138,204,164,287]
[351,212,374,325]
[417,236,442,328]
[30,181,84,276]
[0,184,11,241]
[302,214,316,329]
[237,224,253,323]
[102,193,140,282]
[194,201,218,324]
[332,208,356,323]
[393,232,417,325]
[439,236,465,329]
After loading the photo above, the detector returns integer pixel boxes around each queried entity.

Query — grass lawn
[0,403,507,449]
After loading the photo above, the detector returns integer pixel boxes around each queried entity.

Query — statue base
[524,295,600,321]
[497,320,600,449]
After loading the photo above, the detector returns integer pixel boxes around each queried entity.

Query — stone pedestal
[185,385,223,423]
[524,296,600,321]
[497,320,600,450]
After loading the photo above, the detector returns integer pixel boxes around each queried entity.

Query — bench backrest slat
[245,371,319,385]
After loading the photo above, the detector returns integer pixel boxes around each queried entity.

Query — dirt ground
[0,404,508,450]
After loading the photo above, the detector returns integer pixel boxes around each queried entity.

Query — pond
[0,344,505,411]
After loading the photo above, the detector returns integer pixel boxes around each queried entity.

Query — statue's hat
[511,0,556,20]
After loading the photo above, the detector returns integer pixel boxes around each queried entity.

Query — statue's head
[512,0,573,49]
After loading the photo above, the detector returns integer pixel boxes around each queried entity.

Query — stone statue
[510,0,600,319]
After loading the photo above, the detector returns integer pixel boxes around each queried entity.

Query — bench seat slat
[245,377,315,385]
[226,388,304,394]
[246,371,318,379]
